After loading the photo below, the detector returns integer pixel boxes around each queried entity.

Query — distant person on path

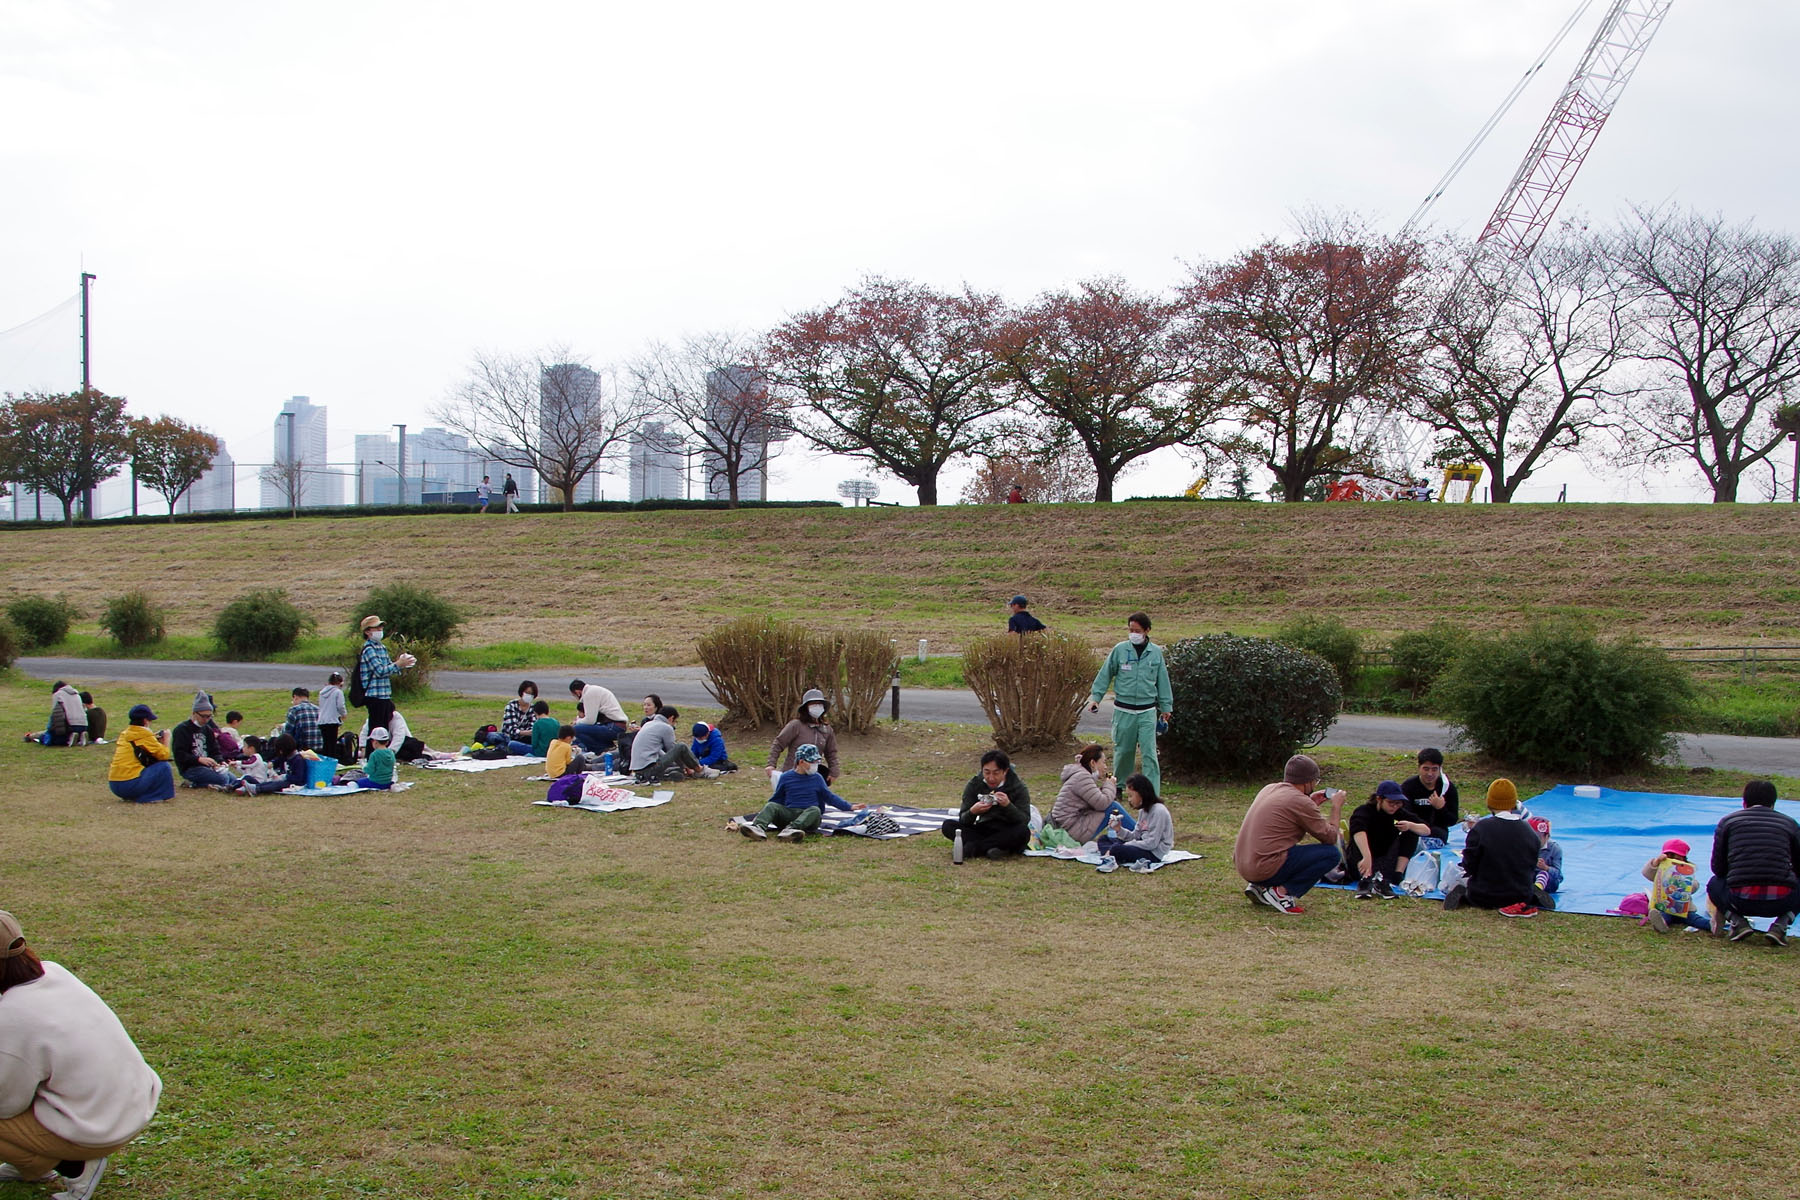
[768,689,841,784]
[477,475,492,512]
[1399,748,1459,843]
[1708,780,1800,946]
[1641,837,1709,934]
[170,693,232,791]
[284,687,322,752]
[1006,595,1046,634]
[1234,754,1348,915]
[1442,780,1552,917]
[317,672,347,759]
[357,615,416,750]
[106,704,174,804]
[732,744,859,843]
[942,750,1032,861]
[1096,774,1174,871]
[22,681,86,747]
[1006,484,1025,503]
[568,679,630,756]
[1048,743,1129,843]
[0,910,162,1200]
[1345,781,1434,899]
[1089,612,1173,793]
[503,473,519,512]
[80,693,107,744]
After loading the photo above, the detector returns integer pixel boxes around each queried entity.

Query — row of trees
[439,203,1800,507]
[0,389,221,524]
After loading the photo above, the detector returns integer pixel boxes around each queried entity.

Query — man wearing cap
[1234,754,1348,914]
[1345,781,1435,899]
[1089,612,1173,793]
[733,744,859,842]
[1006,596,1046,634]
[0,911,162,1199]
[1443,780,1552,916]
[1708,779,1800,945]
[105,705,174,804]
[357,616,416,751]
[169,693,231,791]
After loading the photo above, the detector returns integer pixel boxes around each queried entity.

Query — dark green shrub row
[213,590,314,659]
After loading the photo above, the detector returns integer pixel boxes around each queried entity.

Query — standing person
[941,750,1032,861]
[170,693,231,791]
[283,687,322,752]
[317,672,347,759]
[106,705,174,804]
[0,911,162,1199]
[568,679,629,756]
[1443,780,1551,917]
[1096,774,1174,871]
[1707,780,1800,945]
[1088,612,1173,793]
[476,475,492,513]
[356,615,416,751]
[1234,754,1348,914]
[1006,484,1025,503]
[502,472,519,513]
[1399,748,1459,841]
[768,689,841,784]
[1006,595,1046,634]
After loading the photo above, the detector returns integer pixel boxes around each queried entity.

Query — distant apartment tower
[259,396,343,509]
[629,421,686,501]
[702,365,772,502]
[179,442,236,513]
[539,363,605,504]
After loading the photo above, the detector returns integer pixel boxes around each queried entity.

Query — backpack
[468,744,509,761]
[546,774,585,805]
[335,732,361,765]
[347,656,367,708]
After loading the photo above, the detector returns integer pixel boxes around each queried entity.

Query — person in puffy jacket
[1049,743,1130,843]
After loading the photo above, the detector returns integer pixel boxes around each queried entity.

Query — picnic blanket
[525,772,637,785]
[534,788,674,814]
[279,780,414,795]
[421,754,545,772]
[1025,847,1204,873]
[819,806,959,839]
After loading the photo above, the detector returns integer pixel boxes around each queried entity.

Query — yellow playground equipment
[1438,463,1484,502]
[1184,476,1210,498]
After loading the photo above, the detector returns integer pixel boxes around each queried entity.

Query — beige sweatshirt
[0,963,162,1146]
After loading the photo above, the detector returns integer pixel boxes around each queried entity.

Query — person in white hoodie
[0,911,161,1200]
[22,682,87,747]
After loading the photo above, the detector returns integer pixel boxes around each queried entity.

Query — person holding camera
[105,705,174,803]
[942,750,1032,861]
[1233,754,1348,914]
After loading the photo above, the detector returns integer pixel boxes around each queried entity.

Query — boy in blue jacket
[731,744,860,843]
[690,722,736,772]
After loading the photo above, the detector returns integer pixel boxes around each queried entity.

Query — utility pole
[394,424,407,505]
[79,271,97,519]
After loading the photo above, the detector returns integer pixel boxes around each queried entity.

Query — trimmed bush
[962,632,1099,751]
[352,584,463,646]
[0,615,18,668]
[100,591,165,648]
[1274,615,1361,691]
[1431,622,1696,772]
[696,617,894,731]
[387,634,437,700]
[214,589,313,660]
[1162,635,1341,776]
[5,594,78,649]
[1388,622,1471,699]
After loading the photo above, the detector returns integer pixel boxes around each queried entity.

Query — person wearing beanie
[1089,612,1173,793]
[1346,781,1435,899]
[1641,837,1708,934]
[0,911,162,1199]
[1006,595,1046,634]
[1708,780,1800,945]
[689,722,734,772]
[1233,754,1349,914]
[768,689,841,784]
[106,704,175,803]
[169,694,231,791]
[1443,779,1552,916]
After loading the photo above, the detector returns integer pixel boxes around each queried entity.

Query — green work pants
[1111,706,1160,793]
[753,802,822,833]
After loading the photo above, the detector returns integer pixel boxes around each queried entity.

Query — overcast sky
[4,0,1797,510]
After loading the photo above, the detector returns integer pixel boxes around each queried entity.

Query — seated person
[768,689,841,784]
[1399,747,1459,842]
[1048,743,1131,843]
[528,701,559,757]
[80,692,107,743]
[1443,780,1553,916]
[544,724,587,779]
[1530,817,1564,895]
[1708,779,1800,945]
[215,711,250,761]
[568,679,630,755]
[23,680,87,746]
[1346,781,1434,898]
[1096,774,1173,869]
[489,681,539,754]
[732,744,857,842]
[344,728,397,790]
[1641,837,1708,934]
[284,687,322,752]
[1233,754,1348,915]
[234,734,312,795]
[689,722,736,772]
[629,707,717,781]
[1007,594,1047,633]
[106,704,175,803]
[170,693,232,790]
[941,750,1032,861]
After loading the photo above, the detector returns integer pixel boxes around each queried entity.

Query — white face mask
[370,630,385,643]
[1128,632,1146,646]
[807,704,825,719]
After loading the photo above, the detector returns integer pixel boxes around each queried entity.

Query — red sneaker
[1498,903,1539,918]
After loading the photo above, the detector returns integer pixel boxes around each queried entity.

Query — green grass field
[3,671,1797,1200]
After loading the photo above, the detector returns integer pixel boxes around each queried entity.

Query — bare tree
[1409,229,1630,501]
[259,456,307,518]
[1605,205,1800,501]
[433,348,641,512]
[630,333,791,508]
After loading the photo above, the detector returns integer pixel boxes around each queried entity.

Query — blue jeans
[1655,906,1712,932]
[573,722,624,755]
[110,762,175,803]
[181,765,233,789]
[1254,842,1343,897]
[1097,836,1160,864]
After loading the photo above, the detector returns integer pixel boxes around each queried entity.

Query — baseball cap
[1529,817,1552,837]
[1010,595,1029,607]
[796,744,822,764]
[369,727,391,742]
[1375,780,1406,802]
[128,703,157,722]
[0,911,26,958]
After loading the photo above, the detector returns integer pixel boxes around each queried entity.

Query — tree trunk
[727,475,739,509]
[916,474,939,506]
[60,496,75,526]
[1093,467,1115,503]
[1712,474,1740,502]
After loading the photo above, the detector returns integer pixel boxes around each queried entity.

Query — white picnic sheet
[524,772,636,785]
[1024,847,1203,873]
[534,788,674,813]
[421,754,545,772]
[278,780,415,795]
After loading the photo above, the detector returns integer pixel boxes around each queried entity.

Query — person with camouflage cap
[732,744,861,843]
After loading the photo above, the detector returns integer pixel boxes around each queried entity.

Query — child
[285,687,323,752]
[216,711,250,761]
[318,671,347,757]
[1642,837,1710,933]
[690,722,736,772]
[236,733,310,795]
[1096,773,1175,872]
[80,691,108,743]
[545,724,587,778]
[731,744,860,843]
[346,727,397,790]
[528,700,559,757]
[1530,816,1564,896]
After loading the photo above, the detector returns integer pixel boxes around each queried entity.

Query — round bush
[1162,635,1341,777]
[1274,615,1362,691]
[962,631,1099,751]
[100,591,165,649]
[1388,622,1470,698]
[214,589,313,660]
[1430,623,1696,772]
[5,594,78,649]
[0,615,19,669]
[353,584,462,646]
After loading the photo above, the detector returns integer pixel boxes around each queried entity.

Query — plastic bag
[1437,853,1465,896]
[1402,850,1441,893]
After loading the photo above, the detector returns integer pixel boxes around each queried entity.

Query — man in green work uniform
[1089,611,1174,793]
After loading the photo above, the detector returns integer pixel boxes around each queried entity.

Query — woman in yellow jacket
[107,705,175,803]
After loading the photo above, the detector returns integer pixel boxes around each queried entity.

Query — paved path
[20,656,1799,776]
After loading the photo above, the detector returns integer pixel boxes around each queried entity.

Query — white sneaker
[1127,860,1157,873]
[700,767,721,779]
[1095,856,1118,873]
[735,819,766,840]
[776,826,806,842]
[0,1165,55,1183]
[53,1157,107,1200]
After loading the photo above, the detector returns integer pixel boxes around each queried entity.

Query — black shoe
[1767,920,1790,948]
[1373,876,1397,900]
[1443,883,1468,912]
[1728,915,1758,942]
[985,847,1008,860]
[1354,876,1375,899]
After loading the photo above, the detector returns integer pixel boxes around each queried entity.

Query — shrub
[352,584,463,647]
[5,594,78,649]
[962,632,1098,752]
[1162,635,1341,776]
[1430,622,1696,772]
[100,591,165,648]
[0,615,18,669]
[697,617,894,731]
[1388,622,1471,699]
[1274,615,1362,691]
[822,629,897,735]
[386,633,437,700]
[214,589,313,659]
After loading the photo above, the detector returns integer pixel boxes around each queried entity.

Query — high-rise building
[259,396,343,509]
[629,420,686,501]
[354,433,400,504]
[701,365,773,502]
[540,363,605,503]
[179,442,236,513]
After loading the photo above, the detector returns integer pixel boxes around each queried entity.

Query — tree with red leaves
[131,415,222,521]
[0,388,132,524]
[764,277,1009,506]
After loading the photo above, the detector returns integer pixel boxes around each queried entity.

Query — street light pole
[394,424,407,505]
[79,271,97,519]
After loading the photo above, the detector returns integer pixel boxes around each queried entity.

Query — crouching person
[943,750,1032,862]
[732,744,858,842]
[630,707,718,782]
[106,705,175,804]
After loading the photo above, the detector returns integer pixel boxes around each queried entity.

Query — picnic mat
[279,780,414,795]
[1025,847,1204,873]
[818,806,960,839]
[525,772,637,785]
[534,788,674,813]
[422,754,545,772]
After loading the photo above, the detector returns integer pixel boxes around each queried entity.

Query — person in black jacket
[941,750,1032,861]
[170,692,231,790]
[1444,779,1552,916]
[1708,780,1800,946]
[1346,781,1435,898]
[1399,747,1459,841]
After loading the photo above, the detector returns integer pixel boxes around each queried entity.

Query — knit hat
[796,744,822,764]
[1486,779,1518,811]
[1662,837,1690,857]
[0,911,24,958]
[691,722,710,738]
[369,727,391,743]
[1375,780,1406,803]
[192,690,215,714]
[128,703,157,723]
[1528,817,1552,837]
[1283,754,1320,786]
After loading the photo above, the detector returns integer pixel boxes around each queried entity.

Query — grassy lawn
[4,671,1797,1199]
